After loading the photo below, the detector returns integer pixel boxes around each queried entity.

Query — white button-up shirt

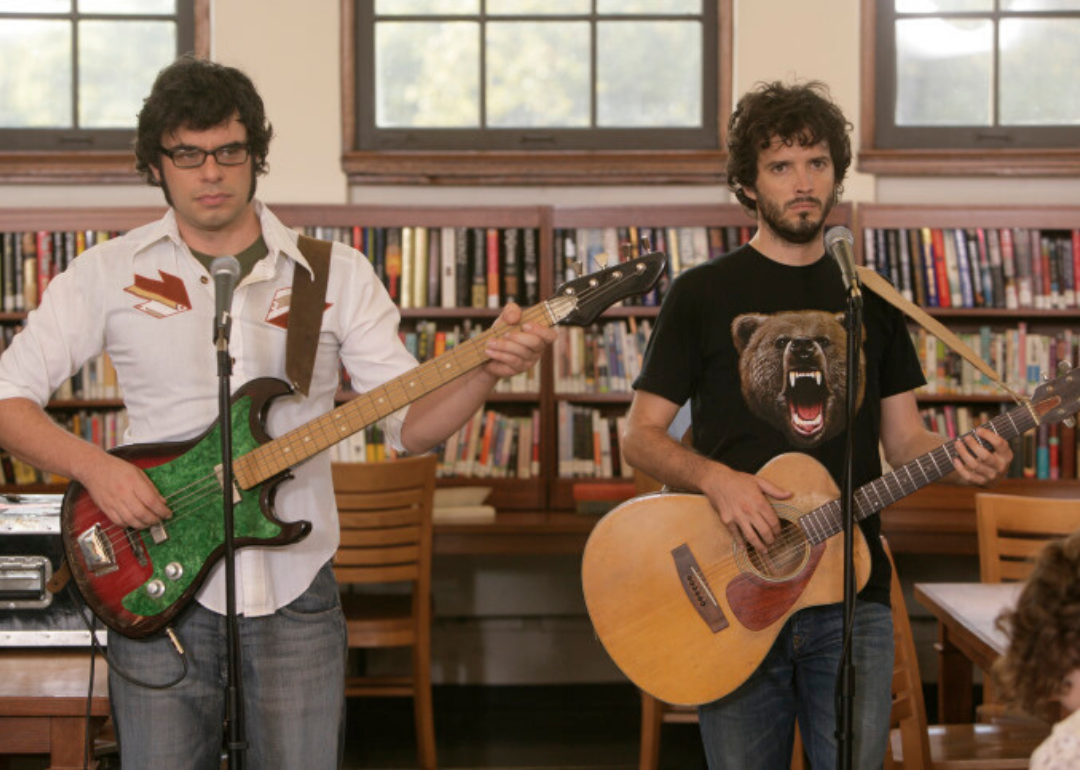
[0,201,418,615]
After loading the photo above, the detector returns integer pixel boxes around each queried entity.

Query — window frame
[0,0,210,184]
[859,0,1080,176]
[341,0,732,186]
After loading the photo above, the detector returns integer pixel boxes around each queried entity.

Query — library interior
[2,1,1080,768]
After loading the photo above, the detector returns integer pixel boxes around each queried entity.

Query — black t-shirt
[633,243,926,604]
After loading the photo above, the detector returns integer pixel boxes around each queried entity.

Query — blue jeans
[107,561,347,769]
[698,601,894,770]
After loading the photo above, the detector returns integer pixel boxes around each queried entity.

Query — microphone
[824,226,859,294]
[210,255,241,343]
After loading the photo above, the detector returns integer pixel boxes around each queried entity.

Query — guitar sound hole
[744,518,808,580]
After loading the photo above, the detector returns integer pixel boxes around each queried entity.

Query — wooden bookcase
[855,204,1080,553]
[2,202,1075,555]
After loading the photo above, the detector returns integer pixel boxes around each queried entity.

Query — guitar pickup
[213,465,243,505]
[77,524,118,576]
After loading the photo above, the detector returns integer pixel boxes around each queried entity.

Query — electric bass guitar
[581,365,1080,706]
[63,251,666,638]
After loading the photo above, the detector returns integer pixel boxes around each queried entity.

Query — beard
[756,187,838,245]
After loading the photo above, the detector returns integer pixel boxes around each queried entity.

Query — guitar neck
[800,400,1041,545]
[233,302,557,488]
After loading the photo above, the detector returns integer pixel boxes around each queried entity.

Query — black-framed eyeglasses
[159,142,250,169]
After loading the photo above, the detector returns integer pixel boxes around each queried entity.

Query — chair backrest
[881,537,935,769]
[975,493,1080,583]
[331,454,438,587]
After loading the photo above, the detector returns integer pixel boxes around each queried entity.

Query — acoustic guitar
[582,365,1080,705]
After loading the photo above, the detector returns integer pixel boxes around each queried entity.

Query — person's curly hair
[134,54,273,187]
[992,531,1080,722]
[726,81,852,213]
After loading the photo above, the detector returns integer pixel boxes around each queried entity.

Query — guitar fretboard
[231,301,561,489]
[798,402,1038,545]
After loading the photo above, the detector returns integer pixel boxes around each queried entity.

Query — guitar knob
[164,562,184,581]
[145,579,166,598]
[1059,360,1073,376]
[1066,417,1077,429]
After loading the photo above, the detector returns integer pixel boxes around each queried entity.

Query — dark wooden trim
[858,148,1080,177]
[857,0,1080,177]
[0,2,211,185]
[855,203,1080,231]
[341,149,728,186]
[339,0,732,186]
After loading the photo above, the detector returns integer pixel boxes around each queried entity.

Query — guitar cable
[73,584,191,769]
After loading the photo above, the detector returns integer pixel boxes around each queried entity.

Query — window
[0,0,206,182]
[862,0,1080,174]
[344,0,731,184]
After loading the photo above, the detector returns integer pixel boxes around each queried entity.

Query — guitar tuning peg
[572,260,584,276]
[620,243,634,261]
[640,234,653,254]
[595,252,608,269]
[1065,417,1077,429]
[1059,360,1073,376]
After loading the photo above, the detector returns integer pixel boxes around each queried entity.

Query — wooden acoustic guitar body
[581,453,871,706]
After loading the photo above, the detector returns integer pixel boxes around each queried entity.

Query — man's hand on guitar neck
[76,449,171,529]
[701,463,791,554]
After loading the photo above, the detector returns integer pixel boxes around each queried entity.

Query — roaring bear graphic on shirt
[731,310,866,448]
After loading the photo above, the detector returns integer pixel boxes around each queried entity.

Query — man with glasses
[0,54,555,768]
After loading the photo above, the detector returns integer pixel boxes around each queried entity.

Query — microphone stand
[216,307,247,769]
[837,279,862,770]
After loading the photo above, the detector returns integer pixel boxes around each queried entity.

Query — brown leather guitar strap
[287,235,332,397]
[856,265,1027,406]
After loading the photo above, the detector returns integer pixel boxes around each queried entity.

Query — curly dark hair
[992,531,1080,722]
[726,81,852,213]
[134,54,273,187]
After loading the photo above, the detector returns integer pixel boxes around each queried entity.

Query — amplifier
[0,494,105,646]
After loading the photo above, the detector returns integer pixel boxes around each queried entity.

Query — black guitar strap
[287,235,332,397]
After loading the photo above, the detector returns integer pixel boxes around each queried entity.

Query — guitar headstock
[549,251,666,327]
[1032,362,1080,427]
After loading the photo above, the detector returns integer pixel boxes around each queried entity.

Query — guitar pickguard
[726,543,825,632]
[119,395,280,617]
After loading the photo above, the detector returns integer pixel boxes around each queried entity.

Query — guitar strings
[70,270,643,563]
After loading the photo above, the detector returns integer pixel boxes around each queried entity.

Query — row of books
[326,407,541,480]
[0,408,129,485]
[400,318,538,394]
[557,403,632,479]
[554,225,752,306]
[863,226,1080,310]
[0,327,122,402]
[912,325,1077,397]
[0,229,121,312]
[303,225,541,311]
[554,318,653,394]
[436,407,540,479]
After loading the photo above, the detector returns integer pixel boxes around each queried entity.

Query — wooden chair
[331,455,438,770]
[975,493,1080,584]
[638,693,807,770]
[882,537,1049,769]
[974,493,1080,713]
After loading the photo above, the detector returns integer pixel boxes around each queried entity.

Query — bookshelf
[855,204,1080,553]
[2,202,1073,555]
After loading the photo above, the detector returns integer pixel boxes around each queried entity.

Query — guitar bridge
[672,544,729,633]
[77,524,118,576]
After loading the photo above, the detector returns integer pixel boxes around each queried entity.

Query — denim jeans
[698,600,894,770]
[107,561,347,769]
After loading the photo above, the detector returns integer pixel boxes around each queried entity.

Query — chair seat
[890,704,1049,769]
[341,593,416,647]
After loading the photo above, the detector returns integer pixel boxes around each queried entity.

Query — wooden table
[0,649,110,770]
[914,581,1022,724]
